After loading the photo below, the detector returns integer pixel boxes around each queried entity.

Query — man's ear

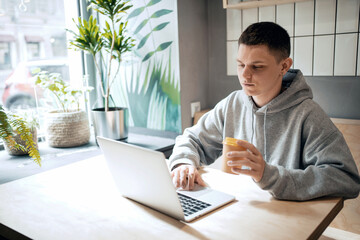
[281,57,293,74]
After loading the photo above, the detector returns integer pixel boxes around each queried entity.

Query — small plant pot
[45,110,90,148]
[4,128,38,156]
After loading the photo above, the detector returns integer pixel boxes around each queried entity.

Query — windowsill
[0,138,101,185]
[0,127,179,184]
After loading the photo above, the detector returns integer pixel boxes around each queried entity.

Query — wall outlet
[190,101,201,118]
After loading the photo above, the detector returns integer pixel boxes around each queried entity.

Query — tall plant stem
[105,19,117,112]
[92,54,106,106]
[109,61,121,89]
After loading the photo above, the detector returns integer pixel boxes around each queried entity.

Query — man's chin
[243,90,254,96]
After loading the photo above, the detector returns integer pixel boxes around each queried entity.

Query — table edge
[307,197,344,240]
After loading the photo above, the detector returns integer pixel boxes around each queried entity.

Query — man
[169,22,360,201]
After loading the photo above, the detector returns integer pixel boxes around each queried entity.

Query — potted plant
[0,105,41,166]
[35,71,93,147]
[67,0,135,140]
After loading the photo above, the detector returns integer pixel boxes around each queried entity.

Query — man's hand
[227,140,266,182]
[171,164,206,190]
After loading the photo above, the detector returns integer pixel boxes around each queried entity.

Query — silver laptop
[97,136,235,222]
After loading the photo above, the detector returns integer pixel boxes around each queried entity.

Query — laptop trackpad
[177,184,211,196]
[178,184,235,205]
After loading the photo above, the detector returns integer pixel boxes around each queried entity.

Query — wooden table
[0,155,343,240]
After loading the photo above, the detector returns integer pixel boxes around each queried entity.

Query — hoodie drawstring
[263,107,268,162]
[250,97,268,162]
[251,109,255,144]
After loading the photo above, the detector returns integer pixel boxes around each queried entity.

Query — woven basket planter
[45,110,90,148]
[4,128,38,156]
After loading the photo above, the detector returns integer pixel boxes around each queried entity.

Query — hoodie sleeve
[257,116,360,201]
[168,99,228,170]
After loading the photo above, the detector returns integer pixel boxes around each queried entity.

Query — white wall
[226,0,360,76]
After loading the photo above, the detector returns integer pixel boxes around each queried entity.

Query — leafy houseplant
[68,0,135,112]
[0,105,41,166]
[67,0,135,140]
[35,71,93,113]
[35,71,93,147]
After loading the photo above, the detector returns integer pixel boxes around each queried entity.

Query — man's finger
[236,140,261,156]
[172,169,180,188]
[195,174,207,187]
[228,159,257,170]
[188,167,196,190]
[231,167,252,176]
[179,167,188,189]
[227,151,255,163]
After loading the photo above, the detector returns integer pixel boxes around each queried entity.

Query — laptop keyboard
[177,193,211,217]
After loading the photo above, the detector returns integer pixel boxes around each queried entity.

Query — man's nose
[242,65,252,79]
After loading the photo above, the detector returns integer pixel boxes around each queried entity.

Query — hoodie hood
[239,69,313,161]
[241,69,313,114]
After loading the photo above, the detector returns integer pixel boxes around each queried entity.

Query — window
[51,33,68,57]
[0,0,83,139]
[0,42,12,70]
[26,42,41,60]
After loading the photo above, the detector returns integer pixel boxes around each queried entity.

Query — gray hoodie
[169,69,360,201]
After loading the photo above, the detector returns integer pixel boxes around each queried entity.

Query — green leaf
[142,51,155,62]
[105,21,110,30]
[134,19,149,34]
[152,22,169,31]
[156,41,172,51]
[35,77,41,85]
[150,9,173,19]
[48,84,60,92]
[128,6,145,19]
[137,32,151,49]
[142,61,151,92]
[146,0,161,7]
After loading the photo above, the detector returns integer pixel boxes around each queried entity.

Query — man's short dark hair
[238,22,290,62]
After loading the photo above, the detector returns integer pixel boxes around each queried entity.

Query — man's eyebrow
[236,59,265,64]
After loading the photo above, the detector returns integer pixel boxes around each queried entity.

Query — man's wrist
[169,158,196,171]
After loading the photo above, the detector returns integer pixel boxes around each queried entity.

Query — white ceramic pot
[45,110,90,147]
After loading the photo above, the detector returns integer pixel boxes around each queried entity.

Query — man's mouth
[242,83,255,86]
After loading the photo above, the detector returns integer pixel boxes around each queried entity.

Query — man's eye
[253,66,263,69]
[237,64,245,68]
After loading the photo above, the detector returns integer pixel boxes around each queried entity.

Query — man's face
[237,44,286,107]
